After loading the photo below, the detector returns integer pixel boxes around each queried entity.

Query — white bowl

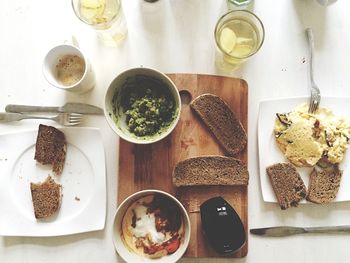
[104,67,181,144]
[112,189,191,263]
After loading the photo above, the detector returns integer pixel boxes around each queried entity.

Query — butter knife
[5,103,103,115]
[250,225,350,237]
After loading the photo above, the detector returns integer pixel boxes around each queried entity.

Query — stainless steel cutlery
[0,112,82,126]
[5,102,103,115]
[250,225,350,237]
[306,28,321,113]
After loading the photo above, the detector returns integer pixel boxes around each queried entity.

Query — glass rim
[71,0,121,27]
[214,9,265,60]
[229,0,253,6]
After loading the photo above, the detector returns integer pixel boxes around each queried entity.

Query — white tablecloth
[1,0,350,262]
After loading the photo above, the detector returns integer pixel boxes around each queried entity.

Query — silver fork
[0,112,82,126]
[306,28,321,113]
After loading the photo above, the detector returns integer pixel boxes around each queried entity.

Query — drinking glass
[214,10,264,71]
[228,0,253,7]
[72,0,127,46]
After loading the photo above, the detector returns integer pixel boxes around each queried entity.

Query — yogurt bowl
[112,189,191,263]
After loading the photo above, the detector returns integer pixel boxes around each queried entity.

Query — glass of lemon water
[72,0,127,46]
[214,10,264,70]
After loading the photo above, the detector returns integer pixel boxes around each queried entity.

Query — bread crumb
[75,196,80,201]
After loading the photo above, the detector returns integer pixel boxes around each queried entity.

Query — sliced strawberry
[164,239,180,254]
[144,244,163,255]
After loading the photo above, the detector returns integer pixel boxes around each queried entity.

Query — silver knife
[250,225,350,237]
[0,112,24,122]
[5,103,103,115]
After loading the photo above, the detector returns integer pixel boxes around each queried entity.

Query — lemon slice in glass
[236,37,253,45]
[219,27,237,54]
[232,44,253,57]
[80,0,106,22]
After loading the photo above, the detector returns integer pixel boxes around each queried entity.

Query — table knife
[250,225,350,237]
[0,112,24,122]
[5,103,103,115]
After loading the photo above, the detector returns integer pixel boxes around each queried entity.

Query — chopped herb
[325,130,333,147]
[275,131,283,138]
[113,75,177,137]
[276,113,292,127]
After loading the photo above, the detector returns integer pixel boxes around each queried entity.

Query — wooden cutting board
[118,73,248,258]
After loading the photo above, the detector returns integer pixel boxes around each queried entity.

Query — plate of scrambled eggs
[258,97,350,203]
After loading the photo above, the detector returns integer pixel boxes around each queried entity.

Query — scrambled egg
[274,104,350,167]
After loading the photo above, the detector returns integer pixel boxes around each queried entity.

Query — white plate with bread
[258,97,350,204]
[0,127,106,236]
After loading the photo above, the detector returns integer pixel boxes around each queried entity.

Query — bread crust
[34,124,67,175]
[190,94,247,156]
[173,155,249,187]
[266,163,307,210]
[306,165,342,204]
[30,176,61,219]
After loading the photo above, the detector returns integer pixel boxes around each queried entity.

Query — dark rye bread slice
[190,94,247,156]
[173,156,249,187]
[266,163,307,210]
[34,124,67,175]
[307,165,342,204]
[30,176,61,219]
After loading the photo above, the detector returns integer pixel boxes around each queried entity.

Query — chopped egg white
[132,205,165,244]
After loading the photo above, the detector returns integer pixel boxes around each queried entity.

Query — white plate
[258,97,350,203]
[0,127,106,236]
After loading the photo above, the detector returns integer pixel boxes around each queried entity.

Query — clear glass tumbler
[72,0,128,46]
[228,0,253,7]
[214,10,264,71]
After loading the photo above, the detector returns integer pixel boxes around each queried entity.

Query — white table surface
[1,0,350,262]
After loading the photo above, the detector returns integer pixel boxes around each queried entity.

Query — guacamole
[113,75,177,137]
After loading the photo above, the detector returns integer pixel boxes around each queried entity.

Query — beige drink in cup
[43,44,95,93]
[214,10,264,70]
[72,0,127,46]
[56,54,85,86]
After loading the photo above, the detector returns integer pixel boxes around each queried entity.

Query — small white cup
[43,44,95,93]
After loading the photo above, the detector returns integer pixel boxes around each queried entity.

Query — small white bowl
[112,189,191,263]
[104,67,181,144]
